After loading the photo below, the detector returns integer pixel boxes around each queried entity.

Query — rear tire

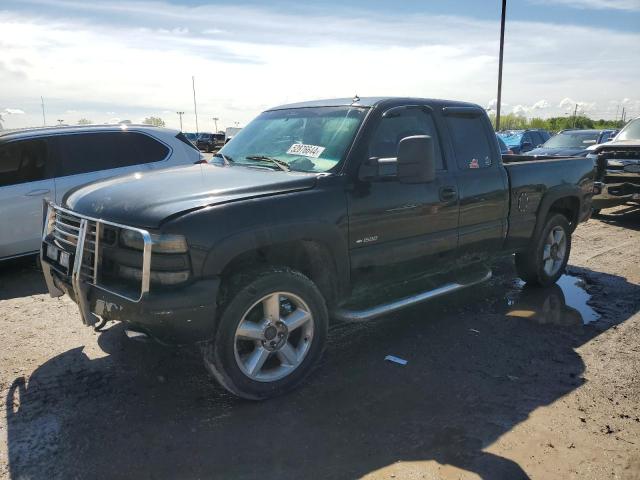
[515,213,571,287]
[203,267,328,400]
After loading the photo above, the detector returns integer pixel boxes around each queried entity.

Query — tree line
[489,113,626,132]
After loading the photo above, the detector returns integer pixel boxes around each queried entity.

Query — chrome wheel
[233,291,314,382]
[542,225,567,276]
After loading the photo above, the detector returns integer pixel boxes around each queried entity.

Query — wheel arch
[203,225,349,309]
[532,187,582,241]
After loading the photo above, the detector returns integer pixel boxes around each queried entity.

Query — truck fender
[202,221,350,298]
[531,185,582,241]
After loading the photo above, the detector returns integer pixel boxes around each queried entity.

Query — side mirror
[397,135,435,184]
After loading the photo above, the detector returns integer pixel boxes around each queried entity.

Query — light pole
[212,117,219,133]
[57,119,64,125]
[496,0,507,131]
[192,76,199,135]
[176,111,185,131]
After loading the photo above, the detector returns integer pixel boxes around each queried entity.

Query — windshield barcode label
[287,143,325,158]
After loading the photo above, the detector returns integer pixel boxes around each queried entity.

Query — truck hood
[526,146,588,157]
[592,139,640,152]
[63,163,317,228]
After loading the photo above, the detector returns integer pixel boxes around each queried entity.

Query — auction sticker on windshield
[287,143,325,158]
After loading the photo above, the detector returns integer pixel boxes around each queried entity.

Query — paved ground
[1,205,639,480]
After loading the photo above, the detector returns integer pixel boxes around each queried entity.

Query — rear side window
[57,132,170,176]
[369,107,445,170]
[176,132,198,151]
[0,139,51,187]
[446,116,494,169]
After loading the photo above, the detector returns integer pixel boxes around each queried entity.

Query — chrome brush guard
[41,201,152,326]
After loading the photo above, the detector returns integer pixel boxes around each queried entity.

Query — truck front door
[347,105,459,276]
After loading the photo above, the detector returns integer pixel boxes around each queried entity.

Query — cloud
[530,0,640,11]
[486,99,509,111]
[2,108,25,114]
[1,1,639,129]
[559,98,597,113]
[531,100,549,110]
[512,105,528,117]
[508,100,548,117]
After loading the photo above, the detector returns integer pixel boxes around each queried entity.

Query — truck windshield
[543,131,599,148]
[617,118,640,141]
[217,106,367,172]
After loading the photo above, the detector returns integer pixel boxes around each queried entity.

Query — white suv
[0,124,203,261]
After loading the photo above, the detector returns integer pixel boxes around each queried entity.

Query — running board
[332,269,492,323]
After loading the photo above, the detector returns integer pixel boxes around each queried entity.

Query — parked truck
[41,97,595,399]
[590,117,640,212]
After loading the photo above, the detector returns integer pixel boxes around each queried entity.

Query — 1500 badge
[355,235,379,244]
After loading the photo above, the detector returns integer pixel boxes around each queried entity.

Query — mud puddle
[504,274,600,326]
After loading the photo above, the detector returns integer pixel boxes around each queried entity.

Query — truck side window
[0,139,51,187]
[369,108,444,171]
[57,132,169,176]
[446,116,493,169]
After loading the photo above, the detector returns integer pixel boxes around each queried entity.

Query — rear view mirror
[397,135,435,184]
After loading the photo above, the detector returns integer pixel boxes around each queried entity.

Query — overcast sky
[1,0,639,131]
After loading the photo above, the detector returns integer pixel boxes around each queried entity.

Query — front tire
[203,268,328,400]
[515,213,571,287]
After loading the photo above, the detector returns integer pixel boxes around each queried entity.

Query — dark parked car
[41,97,594,399]
[526,129,616,157]
[590,117,640,211]
[196,133,225,152]
[497,129,551,154]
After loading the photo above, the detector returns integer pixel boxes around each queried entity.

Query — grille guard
[40,201,153,326]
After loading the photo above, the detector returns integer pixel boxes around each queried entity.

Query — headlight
[120,230,188,253]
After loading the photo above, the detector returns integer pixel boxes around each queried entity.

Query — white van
[0,125,202,261]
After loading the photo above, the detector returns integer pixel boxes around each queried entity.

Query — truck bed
[502,155,595,250]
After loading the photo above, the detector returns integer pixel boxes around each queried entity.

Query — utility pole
[192,76,199,135]
[176,111,184,131]
[41,96,46,126]
[495,0,507,131]
[621,107,626,123]
[572,103,578,128]
[212,117,219,133]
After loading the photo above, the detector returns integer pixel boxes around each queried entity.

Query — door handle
[25,189,50,197]
[439,186,458,201]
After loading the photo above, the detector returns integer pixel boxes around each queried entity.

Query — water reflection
[505,274,600,326]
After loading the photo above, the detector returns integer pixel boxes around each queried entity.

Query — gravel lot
[1,205,639,480]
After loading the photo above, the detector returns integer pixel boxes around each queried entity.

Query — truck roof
[268,96,481,111]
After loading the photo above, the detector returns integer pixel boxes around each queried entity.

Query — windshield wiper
[245,155,291,171]
[213,152,233,165]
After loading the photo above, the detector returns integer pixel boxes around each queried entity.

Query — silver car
[0,124,203,261]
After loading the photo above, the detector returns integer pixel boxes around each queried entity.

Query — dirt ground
[1,205,639,480]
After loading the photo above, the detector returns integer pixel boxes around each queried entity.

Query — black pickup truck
[41,97,595,399]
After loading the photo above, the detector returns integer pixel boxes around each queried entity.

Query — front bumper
[46,267,220,344]
[41,202,219,345]
[592,182,640,209]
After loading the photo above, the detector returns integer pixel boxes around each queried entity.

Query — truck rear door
[443,108,509,261]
